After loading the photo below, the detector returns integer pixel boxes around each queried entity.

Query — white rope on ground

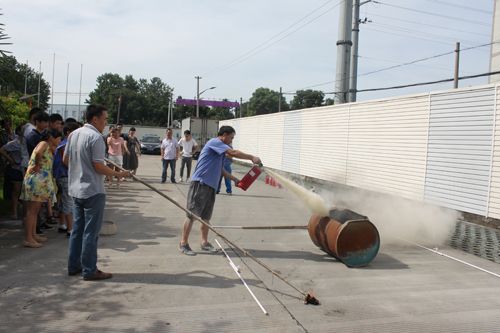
[402,239,500,279]
[214,239,268,315]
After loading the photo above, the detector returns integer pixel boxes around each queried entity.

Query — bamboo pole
[104,158,319,304]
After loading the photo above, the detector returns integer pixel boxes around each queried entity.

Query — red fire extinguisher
[237,165,262,191]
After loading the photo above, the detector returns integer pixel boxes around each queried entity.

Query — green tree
[0,94,30,127]
[172,97,193,122]
[325,98,334,106]
[290,89,325,110]
[239,101,251,117]
[88,74,174,126]
[206,99,235,120]
[0,56,51,109]
[247,87,288,116]
[87,73,124,122]
[138,77,172,126]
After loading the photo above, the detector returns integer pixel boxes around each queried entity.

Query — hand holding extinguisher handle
[251,155,262,166]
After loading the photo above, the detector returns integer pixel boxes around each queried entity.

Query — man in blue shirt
[179,126,262,255]
[53,122,80,236]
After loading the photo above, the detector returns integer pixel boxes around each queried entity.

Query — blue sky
[2,0,495,105]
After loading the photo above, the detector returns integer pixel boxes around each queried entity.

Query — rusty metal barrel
[308,209,380,267]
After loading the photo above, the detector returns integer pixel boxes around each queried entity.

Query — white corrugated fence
[220,84,500,218]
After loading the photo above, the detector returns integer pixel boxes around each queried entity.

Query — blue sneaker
[200,242,219,253]
[179,243,196,256]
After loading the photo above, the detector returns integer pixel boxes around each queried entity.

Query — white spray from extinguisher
[264,168,330,216]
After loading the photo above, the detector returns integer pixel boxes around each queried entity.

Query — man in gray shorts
[179,126,262,255]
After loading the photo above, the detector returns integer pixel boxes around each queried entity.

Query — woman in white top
[178,130,198,182]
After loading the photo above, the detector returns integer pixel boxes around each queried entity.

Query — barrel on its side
[308,209,380,267]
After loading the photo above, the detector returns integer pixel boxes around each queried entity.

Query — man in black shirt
[26,111,49,156]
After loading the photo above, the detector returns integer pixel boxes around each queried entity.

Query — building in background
[50,104,86,121]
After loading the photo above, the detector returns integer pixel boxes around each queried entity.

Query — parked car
[140,135,162,155]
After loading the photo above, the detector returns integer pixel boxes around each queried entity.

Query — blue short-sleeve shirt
[191,138,230,190]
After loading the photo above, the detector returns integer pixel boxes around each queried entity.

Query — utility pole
[169,91,175,127]
[167,97,171,127]
[78,64,83,115]
[64,63,69,116]
[349,0,360,103]
[278,87,282,112]
[51,53,55,114]
[117,95,122,124]
[240,97,243,118]
[334,0,353,104]
[24,60,28,95]
[454,42,460,89]
[37,61,42,107]
[349,0,372,103]
[171,95,174,126]
[195,75,201,118]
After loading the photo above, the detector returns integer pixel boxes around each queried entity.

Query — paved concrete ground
[1,155,500,333]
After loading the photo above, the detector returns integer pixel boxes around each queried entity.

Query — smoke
[264,168,458,246]
[264,168,330,216]
[318,186,459,246]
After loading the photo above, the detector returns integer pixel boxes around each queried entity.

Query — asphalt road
[1,155,499,332]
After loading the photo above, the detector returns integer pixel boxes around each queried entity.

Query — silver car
[140,135,162,155]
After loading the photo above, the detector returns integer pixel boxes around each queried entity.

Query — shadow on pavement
[236,248,409,269]
[108,270,261,289]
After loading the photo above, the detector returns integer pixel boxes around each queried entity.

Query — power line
[369,13,490,38]
[203,0,336,76]
[366,26,486,47]
[356,42,492,77]
[369,22,488,46]
[285,42,495,93]
[373,1,491,27]
[353,70,500,93]
[203,0,343,77]
[423,0,492,15]
[357,55,476,75]
[286,70,500,97]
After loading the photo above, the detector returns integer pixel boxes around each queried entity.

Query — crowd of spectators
[0,107,144,250]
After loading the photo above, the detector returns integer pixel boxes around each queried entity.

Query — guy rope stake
[105,158,320,305]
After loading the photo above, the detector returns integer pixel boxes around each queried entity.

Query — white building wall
[222,84,500,218]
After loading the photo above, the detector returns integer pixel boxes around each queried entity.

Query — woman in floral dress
[20,129,62,248]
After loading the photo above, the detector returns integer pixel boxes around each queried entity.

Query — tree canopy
[87,73,173,126]
[247,87,288,116]
[0,56,51,110]
[88,73,238,125]
[290,89,325,110]
[0,94,29,127]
